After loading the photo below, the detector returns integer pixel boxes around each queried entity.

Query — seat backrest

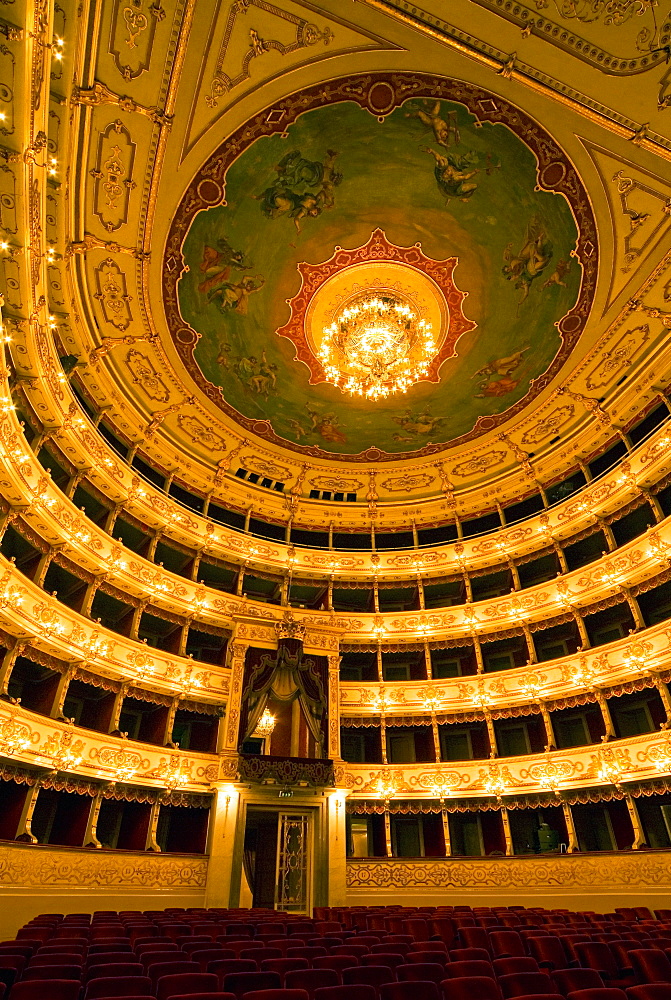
[396,962,444,983]
[574,943,618,977]
[241,948,283,962]
[439,976,501,1000]
[10,982,80,1000]
[240,992,309,1000]
[528,936,569,968]
[497,970,557,998]
[342,965,395,987]
[449,949,490,963]
[313,956,359,973]
[86,962,143,980]
[22,965,82,981]
[380,982,439,1000]
[443,961,493,979]
[459,928,490,952]
[84,975,153,999]
[313,986,376,1000]
[552,968,605,992]
[564,990,628,1000]
[149,960,200,985]
[492,956,539,975]
[208,958,258,977]
[285,968,340,991]
[488,931,525,958]
[222,970,282,998]
[156,970,219,1000]
[630,949,671,983]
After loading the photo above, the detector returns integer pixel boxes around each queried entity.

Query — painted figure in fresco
[543,257,570,289]
[255,149,343,233]
[392,408,446,442]
[287,404,347,444]
[502,218,553,305]
[207,273,265,314]
[216,346,278,397]
[197,236,250,295]
[473,347,529,398]
[421,145,480,202]
[405,100,460,149]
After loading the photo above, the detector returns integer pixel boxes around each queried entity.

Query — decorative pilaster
[328,652,341,761]
[441,802,451,857]
[625,793,647,849]
[562,800,578,853]
[145,800,162,852]
[223,637,249,753]
[594,687,616,739]
[204,782,241,909]
[84,789,104,848]
[501,806,513,856]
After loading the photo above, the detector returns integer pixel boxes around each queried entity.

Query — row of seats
[2,905,671,1000]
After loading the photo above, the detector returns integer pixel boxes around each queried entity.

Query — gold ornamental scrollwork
[413,770,468,796]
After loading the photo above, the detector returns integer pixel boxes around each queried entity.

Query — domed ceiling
[165,75,596,460]
[165,75,596,462]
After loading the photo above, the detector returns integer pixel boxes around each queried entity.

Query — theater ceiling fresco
[170,83,589,459]
[33,0,671,514]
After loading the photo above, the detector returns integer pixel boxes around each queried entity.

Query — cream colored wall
[0,843,208,941]
[346,852,671,913]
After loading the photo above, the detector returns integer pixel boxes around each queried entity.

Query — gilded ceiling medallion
[276,229,476,400]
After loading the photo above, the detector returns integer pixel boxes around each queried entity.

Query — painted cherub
[406,100,460,149]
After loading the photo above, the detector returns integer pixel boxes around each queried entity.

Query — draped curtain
[238,639,328,753]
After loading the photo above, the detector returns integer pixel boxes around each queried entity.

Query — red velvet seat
[450,950,491,964]
[150,962,201,986]
[10,982,80,1000]
[497,972,559,998]
[287,948,329,961]
[342,966,396,990]
[381,982,440,1000]
[241,992,309,1000]
[330,946,368,958]
[22,965,82,981]
[529,938,572,971]
[313,956,359,973]
[361,954,406,969]
[84,976,153,999]
[87,963,144,980]
[574,945,631,990]
[629,950,671,984]
[552,969,605,994]
[489,933,525,960]
[241,949,284,964]
[141,950,186,969]
[209,959,259,979]
[459,930,491,954]
[443,962,494,980]
[156,971,220,1000]
[261,959,310,980]
[439,976,501,1000]
[626,988,671,999]
[396,963,445,984]
[222,971,282,999]
[493,959,540,977]
[567,992,628,1000]
[160,991,234,1000]
[313,987,376,1000]
[285,968,340,995]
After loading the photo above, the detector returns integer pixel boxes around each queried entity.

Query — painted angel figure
[406,100,460,149]
[502,217,553,305]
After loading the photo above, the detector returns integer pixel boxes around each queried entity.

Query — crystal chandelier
[254,708,276,739]
[319,291,435,400]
